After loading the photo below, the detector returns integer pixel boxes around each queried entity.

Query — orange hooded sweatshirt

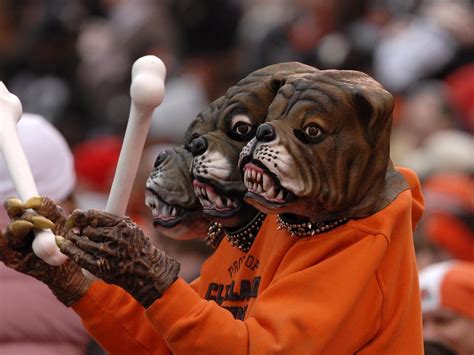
[73,167,424,354]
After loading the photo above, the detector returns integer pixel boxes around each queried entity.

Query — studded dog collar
[206,212,266,252]
[277,215,348,237]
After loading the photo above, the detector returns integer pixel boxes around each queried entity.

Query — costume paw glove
[0,197,92,306]
[57,209,180,308]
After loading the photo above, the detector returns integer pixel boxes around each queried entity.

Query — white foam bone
[83,55,166,279]
[106,55,166,215]
[0,82,68,265]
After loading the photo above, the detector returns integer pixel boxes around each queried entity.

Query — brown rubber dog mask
[240,70,408,222]
[145,146,208,240]
[190,62,317,227]
[144,97,224,240]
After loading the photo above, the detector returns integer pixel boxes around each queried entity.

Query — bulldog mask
[144,97,224,240]
[240,70,408,224]
[189,62,317,229]
[145,146,207,240]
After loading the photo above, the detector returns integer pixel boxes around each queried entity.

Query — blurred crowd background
[0,0,473,354]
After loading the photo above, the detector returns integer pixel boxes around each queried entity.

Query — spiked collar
[277,215,348,237]
[205,212,266,252]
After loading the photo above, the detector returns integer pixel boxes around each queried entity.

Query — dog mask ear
[352,86,394,147]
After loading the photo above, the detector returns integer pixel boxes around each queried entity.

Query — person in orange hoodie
[1,68,424,354]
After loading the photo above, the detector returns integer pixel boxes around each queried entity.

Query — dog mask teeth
[154,196,164,216]
[193,180,237,212]
[145,192,155,209]
[161,202,169,216]
[215,196,224,209]
[244,165,287,202]
[145,190,182,221]
[262,174,270,190]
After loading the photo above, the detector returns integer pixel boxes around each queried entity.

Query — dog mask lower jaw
[146,147,210,240]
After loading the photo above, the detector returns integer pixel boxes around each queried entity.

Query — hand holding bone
[80,56,166,281]
[57,209,180,308]
[0,197,92,306]
[0,82,67,265]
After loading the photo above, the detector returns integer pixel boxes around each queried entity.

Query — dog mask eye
[294,124,324,144]
[230,114,255,141]
[304,125,322,139]
[234,122,251,135]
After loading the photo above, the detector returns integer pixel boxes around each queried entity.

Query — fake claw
[9,220,34,238]
[55,235,65,247]
[4,198,24,216]
[31,216,55,230]
[24,196,43,209]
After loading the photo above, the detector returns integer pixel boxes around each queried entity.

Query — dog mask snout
[256,124,275,142]
[190,136,208,157]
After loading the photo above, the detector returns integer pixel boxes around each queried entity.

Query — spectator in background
[414,173,474,269]
[395,129,474,180]
[391,79,474,178]
[394,81,457,150]
[420,261,474,355]
[422,174,474,261]
[0,114,92,355]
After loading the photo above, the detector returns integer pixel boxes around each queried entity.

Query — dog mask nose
[154,150,168,167]
[256,124,275,142]
[190,136,208,156]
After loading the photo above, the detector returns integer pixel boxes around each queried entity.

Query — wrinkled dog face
[190,89,268,221]
[190,63,317,226]
[145,146,208,240]
[144,98,224,240]
[191,130,246,217]
[240,70,394,221]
